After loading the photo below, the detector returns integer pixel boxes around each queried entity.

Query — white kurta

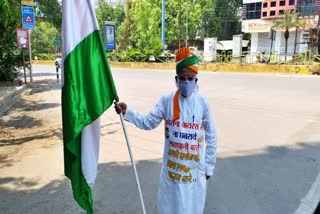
[124,91,217,214]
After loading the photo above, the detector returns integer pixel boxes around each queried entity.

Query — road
[1,64,320,214]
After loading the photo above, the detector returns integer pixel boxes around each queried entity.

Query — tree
[32,22,58,54]
[34,0,62,30]
[198,0,218,38]
[108,0,242,53]
[95,0,125,30]
[272,10,303,60]
[130,0,162,52]
[197,0,242,40]
[0,0,62,81]
[117,0,134,51]
[0,0,22,81]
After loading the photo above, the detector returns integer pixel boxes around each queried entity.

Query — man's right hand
[114,102,127,115]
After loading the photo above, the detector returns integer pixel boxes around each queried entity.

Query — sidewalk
[0,84,27,116]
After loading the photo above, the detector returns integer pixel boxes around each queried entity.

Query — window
[245,2,262,19]
[279,10,284,15]
[263,11,267,16]
[247,3,255,10]
[255,10,262,17]
[279,1,285,6]
[289,0,295,5]
[271,1,276,7]
[263,2,268,8]
[270,10,276,16]
[297,0,316,15]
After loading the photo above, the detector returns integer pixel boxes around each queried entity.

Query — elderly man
[115,47,217,214]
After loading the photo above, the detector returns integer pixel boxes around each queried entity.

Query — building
[242,0,320,56]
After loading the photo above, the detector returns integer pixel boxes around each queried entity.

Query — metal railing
[240,50,320,65]
[106,50,320,65]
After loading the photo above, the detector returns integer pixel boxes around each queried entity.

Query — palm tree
[272,10,303,61]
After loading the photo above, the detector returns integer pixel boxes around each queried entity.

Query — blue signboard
[22,6,35,29]
[104,22,116,50]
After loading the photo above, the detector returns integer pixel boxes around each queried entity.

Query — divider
[32,60,318,75]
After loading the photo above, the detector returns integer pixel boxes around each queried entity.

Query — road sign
[54,38,60,46]
[22,6,35,29]
[21,0,34,5]
[16,28,29,48]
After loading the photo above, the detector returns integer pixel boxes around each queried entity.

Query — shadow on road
[0,142,319,214]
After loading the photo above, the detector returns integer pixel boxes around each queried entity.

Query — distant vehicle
[148,55,156,62]
[55,56,62,68]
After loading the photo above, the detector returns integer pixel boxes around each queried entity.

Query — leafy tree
[198,0,217,38]
[117,0,134,51]
[130,0,162,53]
[0,0,22,81]
[34,0,62,30]
[121,0,203,52]
[0,0,62,81]
[117,0,241,53]
[32,21,59,54]
[272,10,303,60]
[95,0,126,53]
[213,0,241,40]
[95,0,125,30]
[169,0,202,47]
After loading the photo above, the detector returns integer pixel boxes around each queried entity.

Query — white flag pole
[116,101,146,214]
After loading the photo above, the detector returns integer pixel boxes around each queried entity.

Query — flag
[61,0,117,213]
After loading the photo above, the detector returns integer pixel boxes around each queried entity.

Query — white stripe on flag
[62,0,99,57]
[81,118,101,187]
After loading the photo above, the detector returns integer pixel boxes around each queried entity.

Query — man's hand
[114,102,127,115]
[206,175,211,180]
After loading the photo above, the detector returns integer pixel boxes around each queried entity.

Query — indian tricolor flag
[61,0,117,213]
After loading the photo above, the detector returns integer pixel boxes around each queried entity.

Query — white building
[241,0,319,56]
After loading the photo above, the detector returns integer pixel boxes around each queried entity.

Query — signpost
[21,3,34,82]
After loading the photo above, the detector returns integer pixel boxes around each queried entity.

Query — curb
[33,60,320,75]
[0,84,27,117]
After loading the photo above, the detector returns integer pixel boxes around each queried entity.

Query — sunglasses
[178,76,196,81]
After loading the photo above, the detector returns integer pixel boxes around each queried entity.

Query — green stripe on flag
[62,30,117,214]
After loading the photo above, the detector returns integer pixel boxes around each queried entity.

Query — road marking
[294,172,320,214]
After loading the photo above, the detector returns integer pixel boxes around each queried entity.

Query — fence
[240,50,320,65]
[106,50,320,66]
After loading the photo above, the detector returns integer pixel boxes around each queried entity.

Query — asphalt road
[1,64,320,214]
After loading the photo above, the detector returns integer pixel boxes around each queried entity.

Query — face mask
[177,79,196,97]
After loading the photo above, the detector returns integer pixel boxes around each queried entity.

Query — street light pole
[185,0,194,48]
[179,0,181,48]
[161,0,166,51]
[186,4,188,47]
[28,29,33,82]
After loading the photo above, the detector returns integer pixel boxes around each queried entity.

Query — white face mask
[177,78,197,97]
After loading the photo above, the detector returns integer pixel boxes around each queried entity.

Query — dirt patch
[0,80,62,167]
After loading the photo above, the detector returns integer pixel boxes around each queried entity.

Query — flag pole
[115,98,146,214]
